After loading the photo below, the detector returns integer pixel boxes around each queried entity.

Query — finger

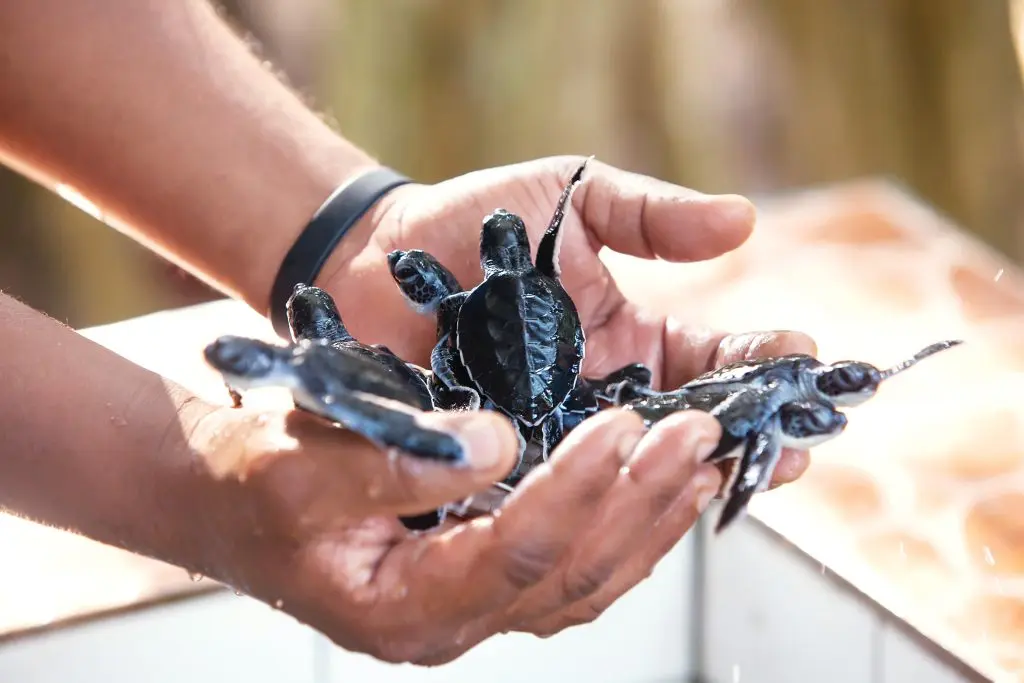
[570,156,756,262]
[500,410,722,626]
[372,409,648,628]
[523,464,722,637]
[244,408,520,520]
[715,329,818,366]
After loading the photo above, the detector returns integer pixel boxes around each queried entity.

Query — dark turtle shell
[342,343,434,412]
[456,272,584,426]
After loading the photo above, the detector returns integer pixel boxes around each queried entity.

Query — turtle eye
[395,264,420,283]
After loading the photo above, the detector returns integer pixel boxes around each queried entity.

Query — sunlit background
[4,0,1024,328]
[7,3,1024,681]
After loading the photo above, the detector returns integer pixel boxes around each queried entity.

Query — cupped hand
[321,155,817,487]
[188,398,725,665]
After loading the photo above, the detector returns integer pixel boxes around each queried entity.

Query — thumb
[568,156,757,262]
[292,409,521,518]
[387,410,521,512]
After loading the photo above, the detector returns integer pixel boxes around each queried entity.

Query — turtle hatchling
[602,340,964,534]
[386,156,654,484]
[387,157,592,475]
[388,246,653,475]
[203,291,468,532]
[284,282,451,531]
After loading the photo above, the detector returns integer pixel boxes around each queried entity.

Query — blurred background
[4,0,1024,329]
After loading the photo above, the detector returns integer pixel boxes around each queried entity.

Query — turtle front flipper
[589,363,655,404]
[539,409,566,461]
[714,413,784,534]
[304,390,467,464]
[428,370,480,412]
[704,380,792,462]
[430,334,481,411]
[536,156,592,281]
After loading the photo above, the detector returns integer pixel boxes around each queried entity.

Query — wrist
[268,171,423,336]
[151,401,272,586]
[247,152,383,317]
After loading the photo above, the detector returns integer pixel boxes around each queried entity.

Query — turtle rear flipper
[300,389,466,464]
[714,415,783,534]
[535,156,592,281]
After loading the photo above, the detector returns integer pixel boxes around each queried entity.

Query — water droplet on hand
[366,479,383,499]
[187,572,203,582]
[109,415,128,427]
[233,589,244,597]
[274,599,284,609]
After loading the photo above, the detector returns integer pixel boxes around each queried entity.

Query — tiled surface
[604,179,1024,682]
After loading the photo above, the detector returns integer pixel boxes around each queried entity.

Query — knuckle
[561,562,615,603]
[532,605,605,638]
[573,600,608,624]
[366,636,431,665]
[650,484,684,511]
[498,539,561,590]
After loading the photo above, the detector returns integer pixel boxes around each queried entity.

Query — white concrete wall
[0,519,977,683]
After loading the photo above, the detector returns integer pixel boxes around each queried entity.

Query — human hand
[181,395,724,664]
[320,155,816,488]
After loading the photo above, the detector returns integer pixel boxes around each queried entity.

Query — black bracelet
[268,167,413,338]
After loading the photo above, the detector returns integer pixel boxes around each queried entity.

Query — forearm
[0,293,234,573]
[0,0,377,313]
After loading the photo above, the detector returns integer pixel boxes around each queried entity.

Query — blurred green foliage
[2,0,1023,328]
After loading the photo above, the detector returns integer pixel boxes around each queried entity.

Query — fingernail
[617,422,647,464]
[427,413,514,469]
[711,194,757,226]
[693,466,721,511]
[695,484,718,512]
[694,433,720,464]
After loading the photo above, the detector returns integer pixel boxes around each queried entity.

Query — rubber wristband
[268,167,413,338]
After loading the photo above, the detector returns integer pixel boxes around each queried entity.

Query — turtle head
[203,336,291,387]
[480,209,532,276]
[778,401,848,449]
[387,249,460,313]
[814,339,963,407]
[286,283,349,344]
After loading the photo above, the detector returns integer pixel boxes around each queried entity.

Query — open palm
[258,156,820,662]
[325,154,815,429]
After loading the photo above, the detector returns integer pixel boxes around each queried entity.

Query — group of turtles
[203,157,963,534]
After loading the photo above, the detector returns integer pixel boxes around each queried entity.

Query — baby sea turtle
[386,157,592,470]
[387,247,653,444]
[603,340,964,534]
[284,283,449,531]
[203,292,467,533]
